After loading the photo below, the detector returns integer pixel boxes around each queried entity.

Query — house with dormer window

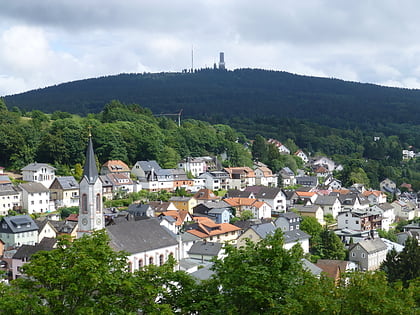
[21,162,56,189]
[49,176,79,209]
[0,215,38,248]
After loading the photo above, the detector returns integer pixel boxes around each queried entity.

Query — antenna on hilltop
[191,46,194,73]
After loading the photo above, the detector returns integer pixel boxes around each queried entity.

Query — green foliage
[377,229,397,242]
[381,237,420,287]
[59,206,79,219]
[239,209,254,220]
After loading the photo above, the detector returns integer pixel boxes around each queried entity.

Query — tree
[315,228,346,260]
[251,134,268,162]
[239,209,254,220]
[381,237,420,287]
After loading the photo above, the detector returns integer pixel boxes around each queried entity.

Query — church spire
[83,134,98,184]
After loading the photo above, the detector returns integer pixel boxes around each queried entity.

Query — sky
[2,1,420,96]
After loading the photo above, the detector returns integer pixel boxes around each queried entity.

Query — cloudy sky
[2,1,420,96]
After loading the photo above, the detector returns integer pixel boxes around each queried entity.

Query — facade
[19,182,51,214]
[169,196,198,213]
[223,197,272,219]
[224,167,256,190]
[196,171,230,191]
[77,136,104,237]
[49,176,79,209]
[254,166,277,187]
[178,157,207,177]
[244,186,287,214]
[21,163,56,189]
[292,204,325,225]
[349,238,388,271]
[337,209,382,232]
[314,195,342,219]
[0,184,21,216]
[0,215,38,248]
[185,217,241,243]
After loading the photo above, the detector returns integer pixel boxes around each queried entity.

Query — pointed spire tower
[77,133,104,238]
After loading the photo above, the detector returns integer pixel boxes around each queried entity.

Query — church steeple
[78,133,104,238]
[83,134,98,184]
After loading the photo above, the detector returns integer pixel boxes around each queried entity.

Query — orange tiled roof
[362,190,382,197]
[103,160,130,172]
[193,188,219,200]
[296,191,317,197]
[224,167,256,177]
[224,197,267,209]
[332,189,350,195]
[161,210,190,226]
[186,221,241,238]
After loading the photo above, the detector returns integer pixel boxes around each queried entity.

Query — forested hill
[5,68,420,129]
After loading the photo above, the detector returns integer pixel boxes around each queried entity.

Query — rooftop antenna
[191,45,194,73]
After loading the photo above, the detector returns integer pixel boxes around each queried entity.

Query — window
[159,254,164,266]
[96,193,101,213]
[290,226,294,231]
[149,257,154,265]
[345,220,348,224]
[138,259,143,268]
[361,253,366,258]
[81,194,88,213]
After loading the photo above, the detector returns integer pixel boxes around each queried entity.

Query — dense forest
[1,96,420,191]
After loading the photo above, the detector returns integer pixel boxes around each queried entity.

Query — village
[0,135,419,283]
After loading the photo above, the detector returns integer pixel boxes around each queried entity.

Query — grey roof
[244,186,283,199]
[160,215,177,224]
[0,184,19,196]
[22,163,56,171]
[190,264,215,281]
[169,196,193,202]
[107,218,178,254]
[12,237,57,259]
[188,241,223,256]
[301,258,323,276]
[250,222,276,239]
[281,167,294,176]
[127,203,152,216]
[374,203,394,211]
[0,215,38,233]
[0,175,11,183]
[293,204,321,213]
[179,232,201,242]
[226,189,253,198]
[49,220,78,234]
[353,238,388,254]
[83,136,99,184]
[283,230,310,243]
[199,201,230,210]
[296,176,318,186]
[53,176,79,190]
[314,195,339,206]
[19,182,49,193]
[137,160,161,172]
[277,212,300,221]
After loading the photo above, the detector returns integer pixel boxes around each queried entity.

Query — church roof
[83,136,98,184]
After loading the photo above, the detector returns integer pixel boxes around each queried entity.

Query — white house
[294,150,309,163]
[254,166,277,187]
[370,203,396,231]
[243,186,287,214]
[21,162,56,189]
[178,157,207,177]
[196,171,230,191]
[0,215,39,248]
[0,184,21,216]
[349,238,388,271]
[267,139,290,154]
[337,209,383,232]
[314,195,342,219]
[49,176,79,209]
[19,182,51,214]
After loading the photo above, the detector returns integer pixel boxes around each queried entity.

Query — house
[178,157,207,177]
[349,238,388,271]
[127,203,155,219]
[107,218,179,272]
[171,168,194,191]
[274,212,301,232]
[51,220,78,239]
[131,160,162,180]
[169,196,198,213]
[314,195,342,219]
[279,167,296,187]
[323,175,342,190]
[313,165,330,177]
[267,139,290,154]
[196,171,230,191]
[0,215,38,248]
[99,175,114,200]
[18,182,51,214]
[148,201,178,214]
[193,189,220,204]
[0,184,21,216]
[11,237,57,279]
[282,229,310,253]
[49,176,79,209]
[334,228,378,246]
[187,241,225,262]
[292,204,325,226]
[223,197,272,219]
[254,166,277,187]
[391,200,417,221]
[370,203,396,231]
[315,260,357,284]
[338,193,370,212]
[295,191,318,204]
[159,210,193,232]
[224,167,256,190]
[236,222,276,248]
[34,219,57,243]
[380,178,399,195]
[362,190,387,205]
[294,150,309,163]
[311,156,339,173]
[100,160,131,177]
[295,176,318,187]
[102,173,134,196]
[185,217,241,243]
[21,162,56,189]
[337,209,382,232]
[243,186,287,214]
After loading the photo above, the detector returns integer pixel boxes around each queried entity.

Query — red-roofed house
[186,217,241,243]
[224,167,256,190]
[224,197,271,219]
[100,160,131,177]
